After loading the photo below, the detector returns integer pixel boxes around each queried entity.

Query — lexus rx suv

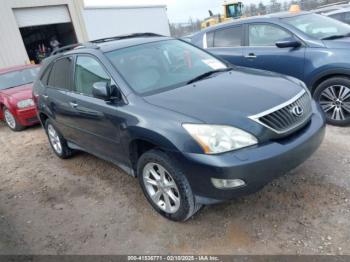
[33,34,325,221]
[190,12,350,126]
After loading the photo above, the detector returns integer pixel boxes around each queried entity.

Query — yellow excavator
[201,1,244,29]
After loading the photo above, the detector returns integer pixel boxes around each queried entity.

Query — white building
[84,0,170,41]
[0,0,170,68]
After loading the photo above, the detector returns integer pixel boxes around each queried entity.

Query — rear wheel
[314,77,350,126]
[137,150,202,222]
[45,119,73,159]
[3,107,24,131]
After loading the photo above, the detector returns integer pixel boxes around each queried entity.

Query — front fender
[127,126,180,152]
[307,66,350,92]
[0,95,17,114]
[126,124,203,154]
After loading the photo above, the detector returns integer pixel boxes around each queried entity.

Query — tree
[249,3,258,16]
[270,0,282,13]
[258,1,267,15]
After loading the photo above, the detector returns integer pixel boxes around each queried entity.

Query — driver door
[242,23,306,80]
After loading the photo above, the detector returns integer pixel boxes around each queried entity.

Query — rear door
[68,54,125,162]
[45,56,77,139]
[205,25,244,65]
[242,23,306,80]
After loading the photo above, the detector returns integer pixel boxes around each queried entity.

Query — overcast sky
[86,0,274,23]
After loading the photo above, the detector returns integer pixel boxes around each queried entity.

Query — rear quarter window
[40,65,52,85]
[213,26,242,47]
[47,57,73,90]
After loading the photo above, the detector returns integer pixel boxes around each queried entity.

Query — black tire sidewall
[45,119,72,159]
[137,150,196,222]
[313,77,350,126]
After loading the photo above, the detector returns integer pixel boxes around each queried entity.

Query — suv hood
[323,37,350,49]
[0,83,33,101]
[144,67,303,125]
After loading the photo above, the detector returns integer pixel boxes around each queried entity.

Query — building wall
[83,6,170,40]
[0,0,88,68]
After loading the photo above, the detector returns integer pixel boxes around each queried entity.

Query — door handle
[69,102,78,108]
[245,53,257,59]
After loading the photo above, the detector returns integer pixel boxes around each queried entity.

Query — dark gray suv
[33,34,325,221]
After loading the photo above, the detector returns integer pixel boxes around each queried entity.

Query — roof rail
[316,1,348,9]
[91,33,164,43]
[50,42,99,56]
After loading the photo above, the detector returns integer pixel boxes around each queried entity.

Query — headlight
[17,99,34,109]
[183,124,258,154]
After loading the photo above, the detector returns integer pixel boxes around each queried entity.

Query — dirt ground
[0,121,349,255]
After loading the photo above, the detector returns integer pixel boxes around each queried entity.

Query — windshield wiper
[322,33,350,40]
[186,68,233,85]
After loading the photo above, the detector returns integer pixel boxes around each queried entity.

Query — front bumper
[16,107,39,126]
[172,109,326,204]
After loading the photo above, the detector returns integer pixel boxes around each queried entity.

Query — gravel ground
[0,121,349,255]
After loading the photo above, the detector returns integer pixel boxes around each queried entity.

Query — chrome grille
[250,91,313,134]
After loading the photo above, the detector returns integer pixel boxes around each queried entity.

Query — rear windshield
[0,67,40,90]
[106,39,227,95]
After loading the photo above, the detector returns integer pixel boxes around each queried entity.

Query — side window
[213,26,242,47]
[41,65,52,85]
[74,56,111,96]
[329,13,344,22]
[206,31,214,48]
[48,57,73,90]
[343,12,350,24]
[249,24,291,46]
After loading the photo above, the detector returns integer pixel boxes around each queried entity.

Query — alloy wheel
[4,109,16,129]
[319,85,350,121]
[47,124,63,155]
[142,163,181,214]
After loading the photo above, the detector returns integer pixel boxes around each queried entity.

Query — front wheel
[3,107,25,131]
[137,150,202,222]
[314,77,350,126]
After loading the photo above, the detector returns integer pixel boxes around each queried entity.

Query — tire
[137,149,202,222]
[313,77,350,126]
[3,107,25,131]
[45,119,73,159]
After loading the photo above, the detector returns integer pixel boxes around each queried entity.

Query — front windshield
[0,67,40,90]
[283,13,350,40]
[106,40,227,95]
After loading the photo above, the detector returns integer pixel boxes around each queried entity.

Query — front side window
[283,13,350,40]
[249,24,291,46]
[344,12,350,23]
[106,40,227,95]
[74,56,111,96]
[0,67,40,90]
[329,13,344,22]
[214,26,242,47]
[48,57,73,90]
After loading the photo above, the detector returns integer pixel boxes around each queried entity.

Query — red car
[0,64,40,131]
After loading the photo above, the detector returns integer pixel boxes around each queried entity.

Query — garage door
[14,5,71,28]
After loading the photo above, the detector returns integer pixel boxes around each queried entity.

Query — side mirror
[275,37,302,48]
[92,82,111,100]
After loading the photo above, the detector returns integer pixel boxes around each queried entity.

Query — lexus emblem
[291,106,304,117]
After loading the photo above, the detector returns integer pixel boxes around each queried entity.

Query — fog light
[211,178,246,189]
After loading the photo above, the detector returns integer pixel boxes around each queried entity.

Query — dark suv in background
[33,34,325,221]
[190,12,350,126]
